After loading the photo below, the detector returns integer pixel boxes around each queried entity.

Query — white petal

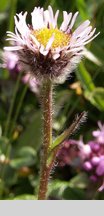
[83,28,96,41]
[39,45,49,56]
[30,34,40,48]
[77,26,93,40]
[54,47,61,52]
[74,28,96,46]
[68,11,79,30]
[6,38,22,43]
[31,7,45,30]
[48,5,55,27]
[43,10,50,27]
[70,26,93,47]
[46,35,54,50]
[6,31,22,42]
[72,20,90,37]
[67,46,84,52]
[4,46,23,51]
[55,10,59,27]
[80,32,100,46]
[25,36,38,52]
[48,6,54,19]
[60,12,72,31]
[52,53,60,60]
[14,12,29,36]
[44,6,59,28]
[73,31,100,47]
[6,33,18,39]
[6,31,17,36]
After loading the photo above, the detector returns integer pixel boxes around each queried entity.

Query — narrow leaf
[50,111,87,152]
[77,62,95,92]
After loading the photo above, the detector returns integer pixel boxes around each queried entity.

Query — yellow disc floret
[32,28,70,49]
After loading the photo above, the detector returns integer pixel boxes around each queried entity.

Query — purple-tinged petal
[96,159,104,176]
[83,161,92,171]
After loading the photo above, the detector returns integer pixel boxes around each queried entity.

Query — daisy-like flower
[4,6,99,83]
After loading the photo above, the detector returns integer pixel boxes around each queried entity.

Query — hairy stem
[38,80,52,200]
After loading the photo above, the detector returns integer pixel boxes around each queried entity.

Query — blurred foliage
[0,0,104,200]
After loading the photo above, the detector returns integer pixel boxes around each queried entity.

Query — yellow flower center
[32,28,70,49]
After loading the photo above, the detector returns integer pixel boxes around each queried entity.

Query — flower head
[4,6,99,83]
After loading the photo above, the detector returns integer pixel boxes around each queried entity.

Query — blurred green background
[0,0,104,200]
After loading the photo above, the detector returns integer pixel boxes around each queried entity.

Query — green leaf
[17,112,42,151]
[0,136,11,155]
[69,173,89,189]
[76,0,89,20]
[13,194,36,200]
[48,180,69,199]
[77,62,95,92]
[77,63,104,111]
[10,157,34,169]
[16,146,36,158]
[10,146,36,169]
[50,112,86,152]
[48,177,87,200]
[85,87,104,111]
[63,187,86,200]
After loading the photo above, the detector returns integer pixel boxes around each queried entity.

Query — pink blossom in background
[1,51,20,75]
[1,50,39,94]
[57,122,104,191]
[92,122,104,144]
[22,73,40,93]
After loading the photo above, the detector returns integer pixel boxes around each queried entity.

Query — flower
[98,179,104,192]
[22,73,40,93]
[96,157,104,176]
[92,122,104,144]
[1,51,20,75]
[76,136,104,188]
[4,6,99,83]
[57,139,80,167]
[57,122,104,191]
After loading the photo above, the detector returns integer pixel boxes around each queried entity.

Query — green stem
[4,72,22,137]
[9,0,17,32]
[0,140,11,199]
[10,84,28,136]
[38,80,53,200]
